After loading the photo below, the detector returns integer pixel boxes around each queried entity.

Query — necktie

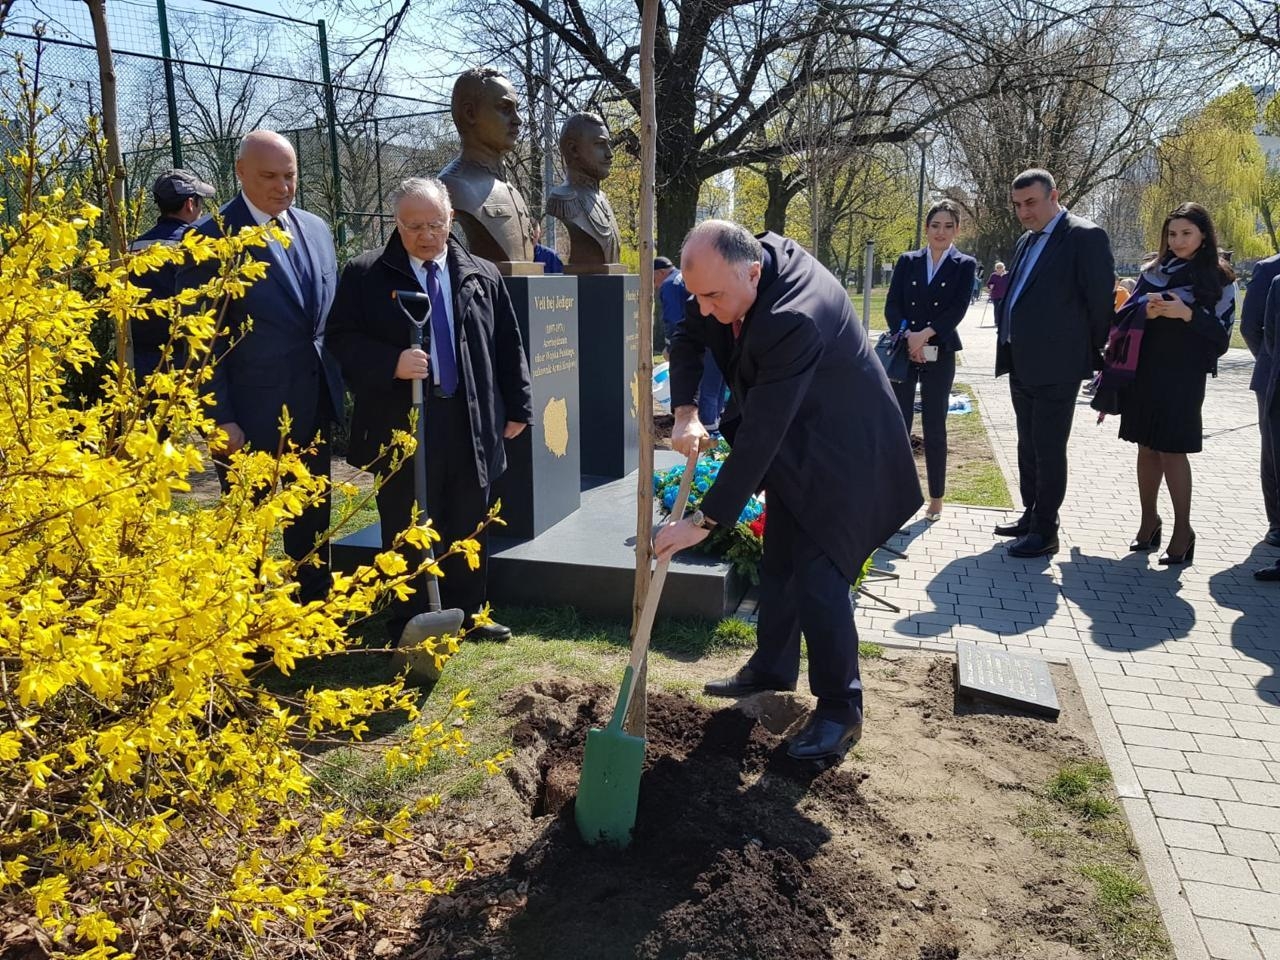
[271,214,315,315]
[1000,230,1044,343]
[425,261,458,396]
[732,318,743,340]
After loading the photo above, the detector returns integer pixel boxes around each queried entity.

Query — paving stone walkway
[859,300,1280,960]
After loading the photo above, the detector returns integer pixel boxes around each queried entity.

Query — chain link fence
[0,0,456,253]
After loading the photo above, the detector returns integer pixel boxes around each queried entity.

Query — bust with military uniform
[548,112,622,273]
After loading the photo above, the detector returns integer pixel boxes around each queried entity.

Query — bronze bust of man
[548,112,622,271]
[439,67,534,265]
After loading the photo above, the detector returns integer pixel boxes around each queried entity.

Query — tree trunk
[86,0,131,372]
[763,165,791,235]
[655,168,699,263]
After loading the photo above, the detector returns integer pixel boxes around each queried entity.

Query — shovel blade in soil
[575,722,645,846]
[576,665,645,846]
[392,608,465,684]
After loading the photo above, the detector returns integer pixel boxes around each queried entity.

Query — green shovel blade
[575,666,645,847]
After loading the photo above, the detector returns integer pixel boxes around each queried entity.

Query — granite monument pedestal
[576,273,640,479]
[495,273,581,540]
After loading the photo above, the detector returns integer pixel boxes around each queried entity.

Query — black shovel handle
[391,289,443,613]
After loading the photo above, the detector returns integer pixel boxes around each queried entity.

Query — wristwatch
[688,509,717,530]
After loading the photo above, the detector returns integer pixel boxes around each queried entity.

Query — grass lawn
[908,380,1013,509]
[850,285,889,329]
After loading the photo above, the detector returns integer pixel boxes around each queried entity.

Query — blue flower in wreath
[662,487,678,510]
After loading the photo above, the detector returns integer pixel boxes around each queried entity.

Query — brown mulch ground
[380,655,1163,960]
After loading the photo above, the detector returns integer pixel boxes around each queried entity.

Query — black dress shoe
[1129,517,1162,552]
[1008,532,1059,558]
[787,713,863,762]
[1265,529,1280,548]
[994,514,1032,537]
[1254,564,1280,582]
[467,620,512,642]
[703,666,796,698]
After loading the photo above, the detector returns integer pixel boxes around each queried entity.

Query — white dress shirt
[241,194,307,302]
[924,243,956,285]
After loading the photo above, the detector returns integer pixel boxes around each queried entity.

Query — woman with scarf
[1107,202,1235,565]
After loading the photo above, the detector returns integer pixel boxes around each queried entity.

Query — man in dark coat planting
[327,177,533,642]
[656,220,921,763]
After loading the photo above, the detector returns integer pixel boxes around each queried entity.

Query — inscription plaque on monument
[576,273,640,478]
[494,274,581,539]
[955,641,1060,718]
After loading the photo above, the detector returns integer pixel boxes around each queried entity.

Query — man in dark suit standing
[1254,275,1280,581]
[994,168,1114,558]
[327,178,533,641]
[177,129,343,603]
[656,221,921,764]
[1242,253,1280,548]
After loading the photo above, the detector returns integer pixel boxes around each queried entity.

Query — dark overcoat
[995,211,1115,386]
[670,232,922,583]
[177,195,343,449]
[884,246,976,351]
[326,232,533,488]
[1243,253,1280,394]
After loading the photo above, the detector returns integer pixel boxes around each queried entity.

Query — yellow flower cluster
[0,163,489,957]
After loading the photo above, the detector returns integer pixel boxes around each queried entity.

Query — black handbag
[874,324,910,383]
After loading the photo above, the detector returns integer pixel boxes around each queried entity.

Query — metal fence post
[292,128,305,208]
[155,0,183,167]
[317,19,345,244]
[373,116,384,244]
[862,238,874,333]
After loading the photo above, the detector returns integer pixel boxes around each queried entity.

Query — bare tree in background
[939,0,1186,268]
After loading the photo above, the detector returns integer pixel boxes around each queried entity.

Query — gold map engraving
[543,396,569,457]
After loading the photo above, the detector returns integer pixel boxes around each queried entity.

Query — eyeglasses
[397,219,450,235]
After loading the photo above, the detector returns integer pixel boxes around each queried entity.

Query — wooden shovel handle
[623,447,700,705]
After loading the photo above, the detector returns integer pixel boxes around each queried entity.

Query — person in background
[1255,274,1280,581]
[993,168,1114,559]
[1242,251,1280,548]
[1114,275,1133,310]
[531,221,564,274]
[656,254,725,434]
[1110,202,1235,566]
[129,169,215,377]
[884,199,976,524]
[986,261,1010,316]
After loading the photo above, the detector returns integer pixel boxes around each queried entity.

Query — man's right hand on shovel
[396,348,430,380]
[671,404,714,457]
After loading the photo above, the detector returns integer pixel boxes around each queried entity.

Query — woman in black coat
[1115,202,1234,565]
[884,199,977,523]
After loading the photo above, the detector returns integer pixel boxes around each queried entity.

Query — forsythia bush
[0,152,485,955]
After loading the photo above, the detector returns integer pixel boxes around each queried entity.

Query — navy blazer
[1262,274,1280,413]
[669,233,921,583]
[995,211,1114,387]
[1243,253,1280,393]
[177,195,344,451]
[884,247,976,351]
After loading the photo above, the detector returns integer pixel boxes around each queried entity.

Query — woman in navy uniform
[885,199,977,523]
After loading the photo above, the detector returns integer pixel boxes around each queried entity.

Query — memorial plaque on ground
[955,641,1060,718]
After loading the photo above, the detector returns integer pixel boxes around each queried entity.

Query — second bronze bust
[548,112,622,272]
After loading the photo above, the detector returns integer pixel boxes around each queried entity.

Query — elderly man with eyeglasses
[327,176,533,642]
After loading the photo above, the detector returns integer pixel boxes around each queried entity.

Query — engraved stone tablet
[955,641,1060,718]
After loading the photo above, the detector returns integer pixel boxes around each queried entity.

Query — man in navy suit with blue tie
[178,129,343,603]
[994,168,1114,558]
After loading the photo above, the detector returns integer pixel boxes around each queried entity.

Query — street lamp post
[913,129,938,250]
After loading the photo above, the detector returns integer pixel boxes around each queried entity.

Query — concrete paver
[858,301,1280,958]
